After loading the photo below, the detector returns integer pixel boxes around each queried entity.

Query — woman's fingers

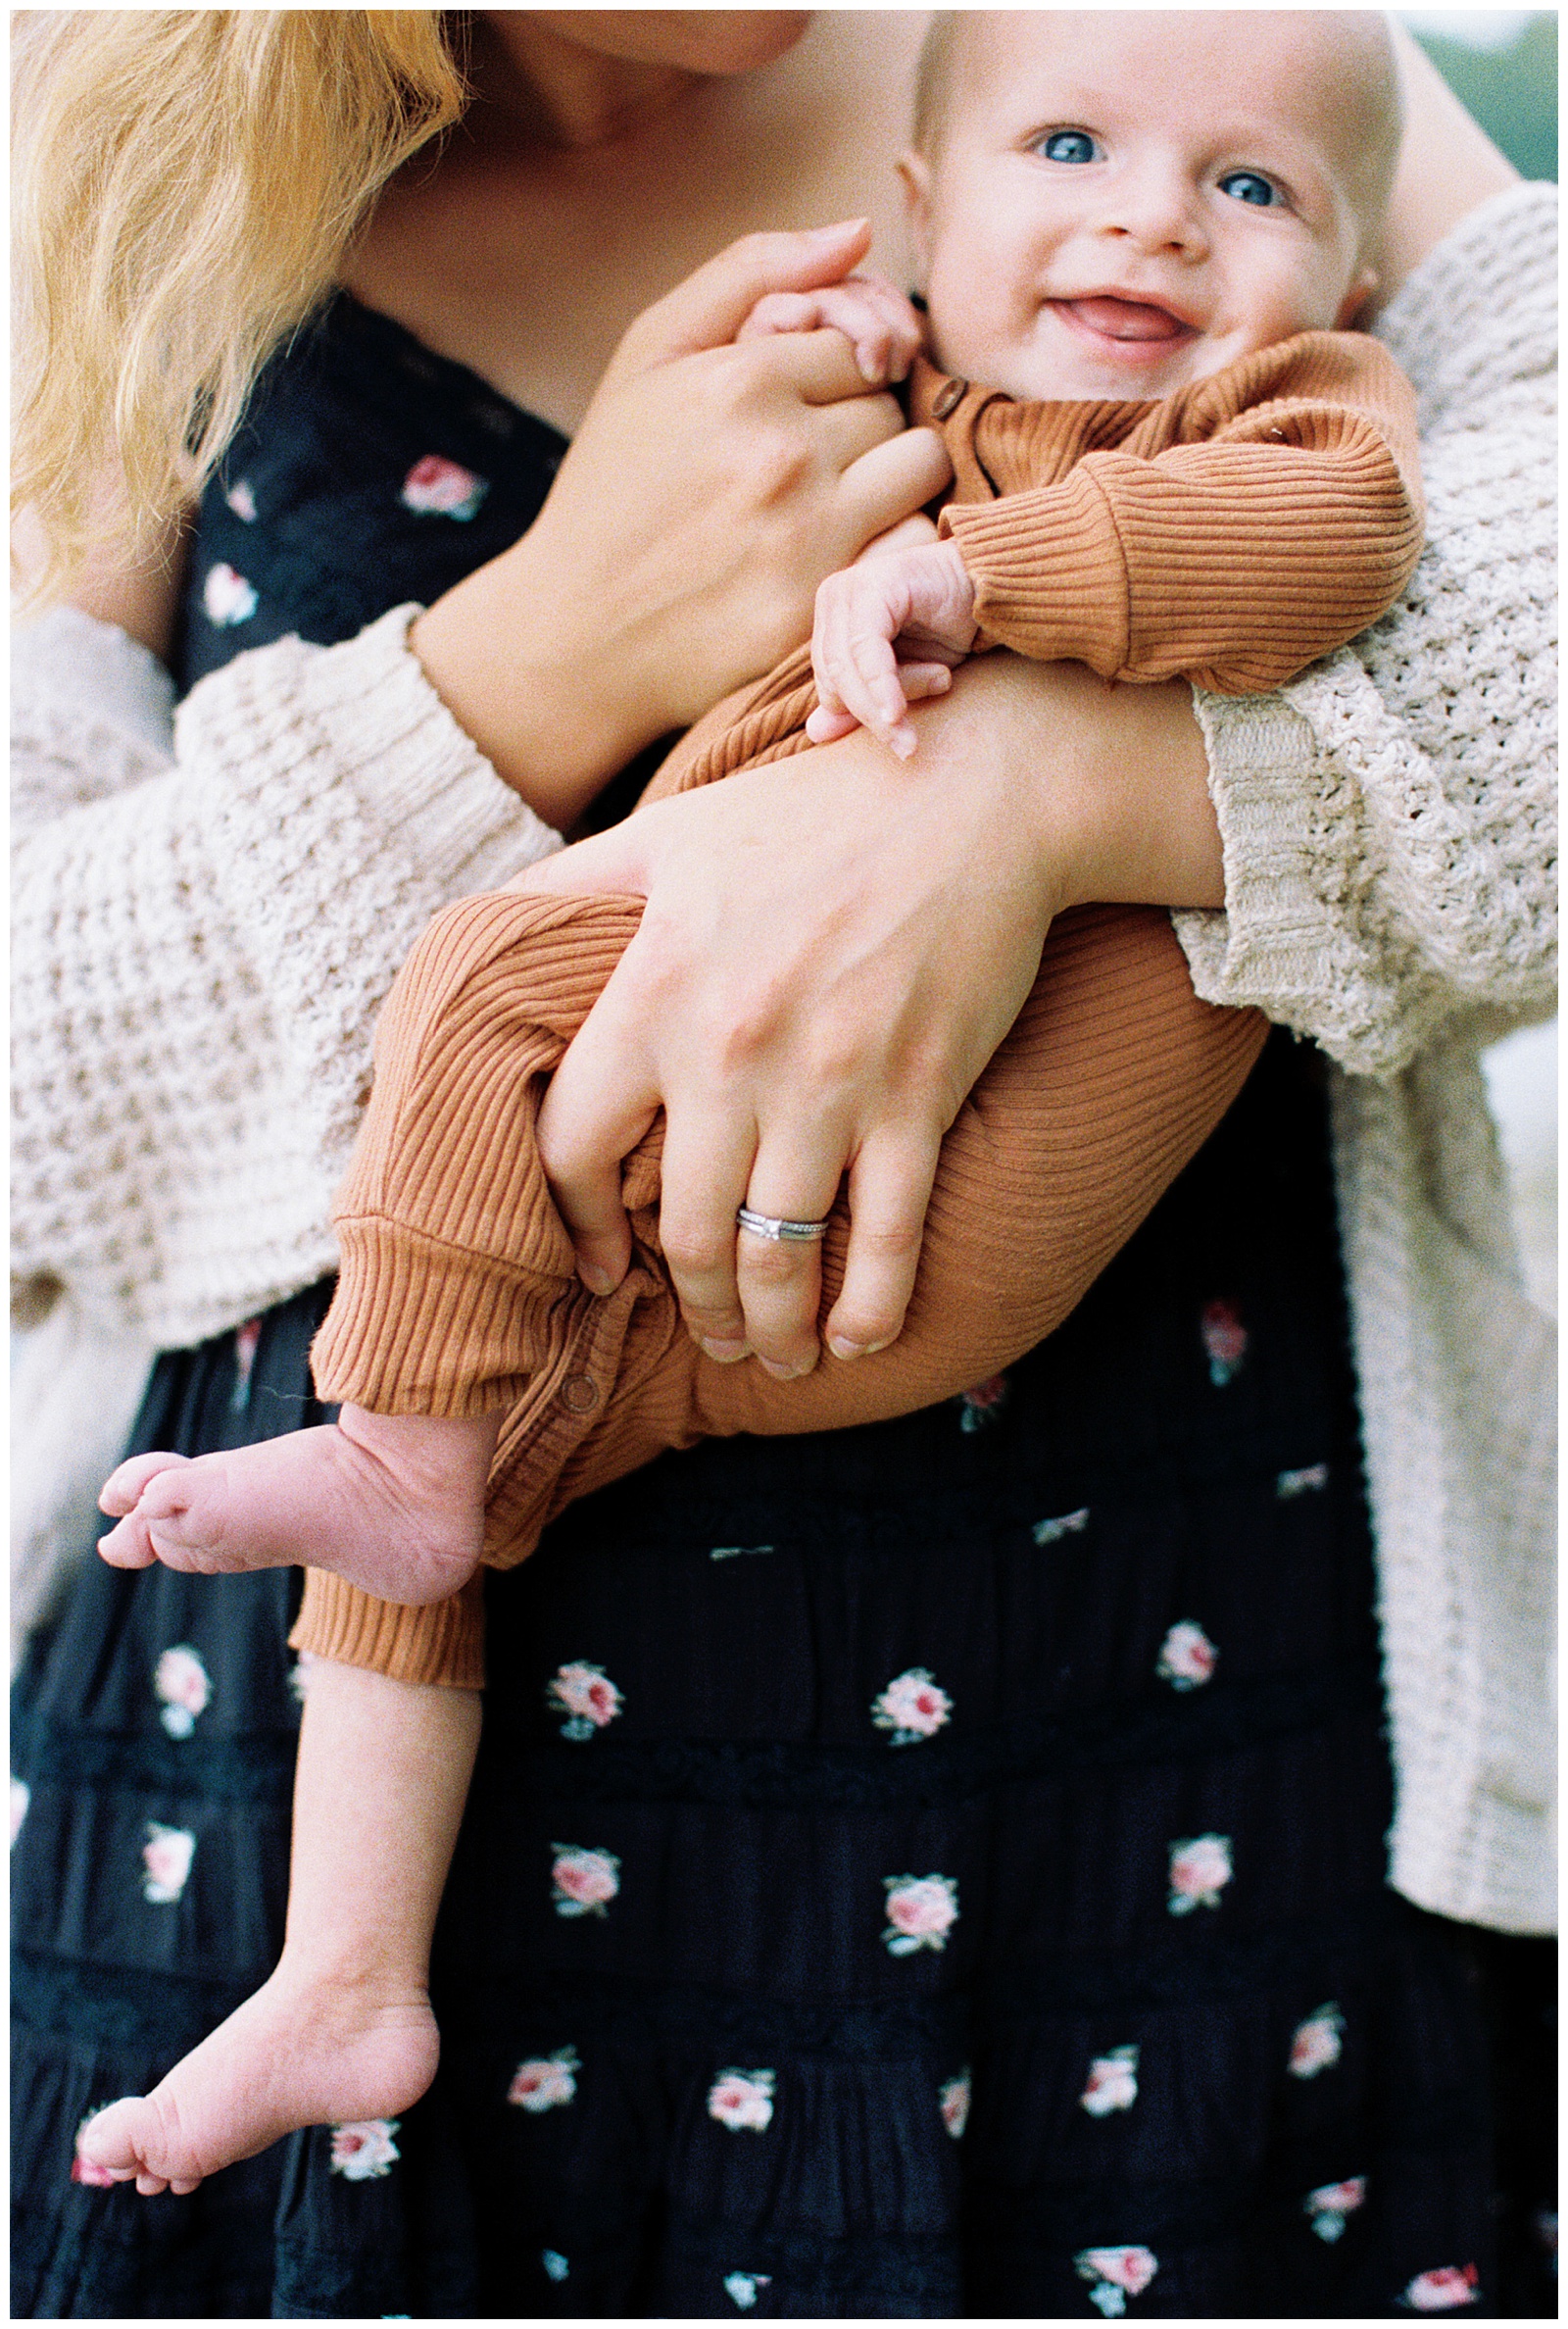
[733,1143,848,1378]
[533,995,660,1295]
[653,1109,759,1360]
[825,1130,940,1359]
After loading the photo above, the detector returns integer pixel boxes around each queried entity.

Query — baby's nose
[1099,166,1208,259]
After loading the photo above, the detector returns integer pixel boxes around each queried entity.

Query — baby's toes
[136,1460,237,1564]
[83,2093,203,2192]
[76,2096,157,2178]
[95,1512,160,1571]
[99,1449,190,1517]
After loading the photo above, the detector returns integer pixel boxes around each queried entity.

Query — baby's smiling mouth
[1048,295,1199,360]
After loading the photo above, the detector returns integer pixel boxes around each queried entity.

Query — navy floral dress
[11,293,1520,2319]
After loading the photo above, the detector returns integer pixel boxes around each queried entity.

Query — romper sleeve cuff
[288,1567,486,1690]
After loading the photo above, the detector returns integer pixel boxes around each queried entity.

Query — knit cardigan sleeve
[1172,182,1558,1071]
[11,604,563,1345]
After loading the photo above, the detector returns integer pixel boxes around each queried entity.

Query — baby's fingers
[896,662,956,705]
[805,703,861,744]
[812,573,914,757]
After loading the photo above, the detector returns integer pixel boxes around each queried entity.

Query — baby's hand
[807,537,978,759]
[736,273,923,385]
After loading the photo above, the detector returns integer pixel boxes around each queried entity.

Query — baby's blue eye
[1218,170,1279,208]
[1039,129,1098,165]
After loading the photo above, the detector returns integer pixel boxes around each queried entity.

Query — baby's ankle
[336,1404,500,1511]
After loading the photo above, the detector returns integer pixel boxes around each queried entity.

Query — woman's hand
[410,221,952,830]
[512,655,1223,1375]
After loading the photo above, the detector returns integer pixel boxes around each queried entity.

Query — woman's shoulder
[1374,182,1556,421]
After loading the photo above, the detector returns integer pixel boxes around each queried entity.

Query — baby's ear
[897,150,936,287]
[1335,265,1380,328]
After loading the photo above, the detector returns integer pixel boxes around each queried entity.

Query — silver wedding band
[736,1206,829,1243]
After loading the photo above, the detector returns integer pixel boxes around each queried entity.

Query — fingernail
[827,1335,864,1361]
[890,728,917,760]
[856,343,883,383]
[700,1337,750,1364]
[759,1355,814,1382]
[580,1264,617,1296]
[809,217,867,241]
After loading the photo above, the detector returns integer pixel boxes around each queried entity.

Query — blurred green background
[1399,9,1557,178]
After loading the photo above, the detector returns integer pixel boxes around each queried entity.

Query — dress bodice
[175,292,569,693]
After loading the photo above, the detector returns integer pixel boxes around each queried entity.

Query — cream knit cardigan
[12,182,1556,1930]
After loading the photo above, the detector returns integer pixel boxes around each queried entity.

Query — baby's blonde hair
[12,10,466,604]
[912,11,1403,228]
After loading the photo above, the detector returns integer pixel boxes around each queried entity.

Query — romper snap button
[560,1375,599,1413]
[930,376,967,421]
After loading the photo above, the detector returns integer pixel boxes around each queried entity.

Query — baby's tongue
[1067,296,1187,341]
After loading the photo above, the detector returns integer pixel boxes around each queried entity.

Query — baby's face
[906,12,1384,403]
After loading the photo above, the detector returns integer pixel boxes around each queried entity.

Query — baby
[80,10,1417,2192]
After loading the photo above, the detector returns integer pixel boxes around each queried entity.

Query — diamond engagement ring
[736,1207,830,1243]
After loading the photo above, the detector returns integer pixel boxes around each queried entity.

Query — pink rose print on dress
[551,1844,620,1917]
[71,2111,118,2187]
[1277,1462,1330,1500]
[329,2118,401,2179]
[882,1873,958,1955]
[153,1644,211,1739]
[400,454,489,520]
[1398,2264,1480,2311]
[708,2069,775,2133]
[1304,2175,1366,2243]
[140,1821,195,1904]
[229,1316,262,1412]
[223,478,258,521]
[288,1655,315,1704]
[11,1777,29,1846]
[1155,1621,1217,1693]
[956,1373,1008,1433]
[1288,2003,1346,2079]
[1033,1506,1090,1547]
[1074,2244,1158,2317]
[1081,2045,1140,2117]
[202,562,258,626]
[547,1660,623,1742]
[871,1668,953,1746]
[508,2048,580,2112]
[723,2272,771,2309]
[939,2069,971,2138]
[1166,1832,1231,1915]
[1200,1298,1248,1386]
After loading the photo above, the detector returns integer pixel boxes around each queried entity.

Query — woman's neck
[345,12,931,433]
[467,17,704,152]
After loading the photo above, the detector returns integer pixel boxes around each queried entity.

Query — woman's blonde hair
[12,10,467,603]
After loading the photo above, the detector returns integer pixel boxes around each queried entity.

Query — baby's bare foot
[97,1408,497,1604]
[74,1963,439,2196]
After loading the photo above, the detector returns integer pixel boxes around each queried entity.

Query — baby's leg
[75,1658,479,2194]
[97,1406,500,1605]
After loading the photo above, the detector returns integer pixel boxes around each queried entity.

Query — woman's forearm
[906,652,1225,916]
[12,609,561,1341]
